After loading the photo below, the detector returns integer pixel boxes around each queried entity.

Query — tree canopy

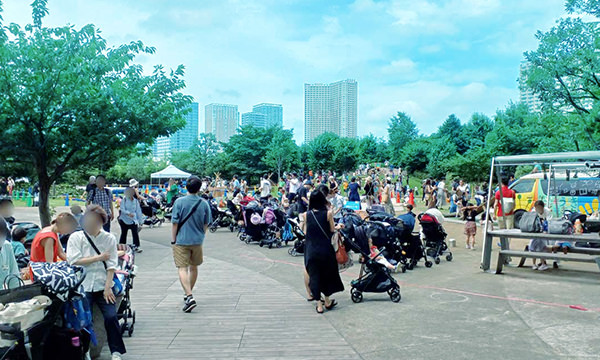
[0,1,192,225]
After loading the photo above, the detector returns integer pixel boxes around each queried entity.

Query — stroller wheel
[268,243,273,249]
[425,261,433,268]
[350,288,363,303]
[406,262,414,271]
[245,237,252,244]
[446,253,453,262]
[128,323,134,337]
[132,311,136,325]
[401,265,407,273]
[120,322,128,336]
[276,242,282,249]
[388,288,401,303]
[259,241,264,247]
[435,257,441,265]
[209,226,217,233]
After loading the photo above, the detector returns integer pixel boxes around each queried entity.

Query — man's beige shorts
[172,244,204,267]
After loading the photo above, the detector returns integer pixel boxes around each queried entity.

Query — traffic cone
[408,192,415,206]
[396,191,401,203]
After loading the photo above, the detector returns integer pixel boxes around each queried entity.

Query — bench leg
[518,245,529,268]
[496,252,505,274]
[481,232,493,271]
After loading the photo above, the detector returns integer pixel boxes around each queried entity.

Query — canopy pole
[481,157,496,271]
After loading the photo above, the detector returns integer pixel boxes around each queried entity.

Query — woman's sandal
[307,297,315,302]
[325,300,338,310]
[315,305,324,314]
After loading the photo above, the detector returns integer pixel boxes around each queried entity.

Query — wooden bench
[496,250,600,274]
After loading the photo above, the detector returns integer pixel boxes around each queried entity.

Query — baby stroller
[208,200,235,233]
[0,265,89,360]
[116,245,137,337]
[141,196,164,228]
[238,202,269,245]
[418,213,453,264]
[365,218,407,272]
[227,200,241,232]
[345,225,402,303]
[287,218,306,257]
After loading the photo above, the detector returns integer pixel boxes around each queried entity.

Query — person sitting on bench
[529,200,552,271]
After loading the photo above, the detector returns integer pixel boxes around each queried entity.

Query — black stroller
[238,202,268,245]
[0,266,89,360]
[287,218,306,257]
[346,225,402,303]
[141,196,164,228]
[418,213,453,264]
[208,200,235,233]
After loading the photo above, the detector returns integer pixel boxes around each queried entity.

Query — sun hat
[129,179,139,187]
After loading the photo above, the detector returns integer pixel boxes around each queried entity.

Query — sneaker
[471,246,477,251]
[538,264,549,271]
[135,247,143,253]
[532,264,538,270]
[111,353,123,360]
[183,297,197,313]
[466,244,471,249]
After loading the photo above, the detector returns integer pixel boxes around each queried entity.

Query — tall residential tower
[205,103,239,143]
[153,102,199,159]
[304,79,357,143]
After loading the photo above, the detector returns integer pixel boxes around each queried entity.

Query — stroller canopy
[150,165,191,179]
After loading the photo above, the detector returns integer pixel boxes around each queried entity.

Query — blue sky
[4,0,567,143]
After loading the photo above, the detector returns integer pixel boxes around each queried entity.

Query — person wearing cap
[296,180,313,214]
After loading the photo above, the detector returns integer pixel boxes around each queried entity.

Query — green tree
[0,1,191,225]
[263,128,298,181]
[306,133,339,172]
[222,126,277,183]
[524,1,600,145]
[397,137,430,172]
[388,112,418,164]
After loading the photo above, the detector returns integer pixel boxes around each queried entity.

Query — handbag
[82,232,122,296]
[310,211,348,265]
[548,219,574,235]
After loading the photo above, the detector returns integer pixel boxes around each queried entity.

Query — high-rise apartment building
[241,112,267,128]
[153,102,199,159]
[252,103,283,128]
[205,103,239,143]
[304,79,357,143]
[519,62,543,113]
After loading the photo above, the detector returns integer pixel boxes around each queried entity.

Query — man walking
[86,175,114,232]
[171,176,212,313]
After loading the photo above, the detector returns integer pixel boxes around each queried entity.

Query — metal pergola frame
[481,151,600,272]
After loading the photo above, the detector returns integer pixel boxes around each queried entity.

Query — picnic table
[481,229,600,273]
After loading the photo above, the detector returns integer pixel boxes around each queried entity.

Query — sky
[3,0,568,143]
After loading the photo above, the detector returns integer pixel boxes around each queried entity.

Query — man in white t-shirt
[287,173,300,202]
[260,175,272,201]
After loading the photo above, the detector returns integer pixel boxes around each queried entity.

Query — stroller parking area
[16,206,600,360]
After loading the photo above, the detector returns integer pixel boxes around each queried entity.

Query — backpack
[519,212,542,233]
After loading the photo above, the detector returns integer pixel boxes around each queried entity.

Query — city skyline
[3,1,571,143]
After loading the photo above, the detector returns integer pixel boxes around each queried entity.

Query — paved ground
[14,206,600,359]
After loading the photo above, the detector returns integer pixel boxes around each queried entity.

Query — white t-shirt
[260,179,271,198]
[438,181,446,191]
[289,178,300,194]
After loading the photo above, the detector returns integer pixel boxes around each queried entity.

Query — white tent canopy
[151,165,191,179]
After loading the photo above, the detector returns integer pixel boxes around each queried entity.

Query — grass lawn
[12,197,87,208]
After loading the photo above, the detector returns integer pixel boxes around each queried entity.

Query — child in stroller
[346,224,402,303]
[418,211,453,264]
[287,217,306,256]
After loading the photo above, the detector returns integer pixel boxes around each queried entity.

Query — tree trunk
[38,174,52,227]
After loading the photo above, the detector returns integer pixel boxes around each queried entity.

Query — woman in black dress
[305,190,344,313]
